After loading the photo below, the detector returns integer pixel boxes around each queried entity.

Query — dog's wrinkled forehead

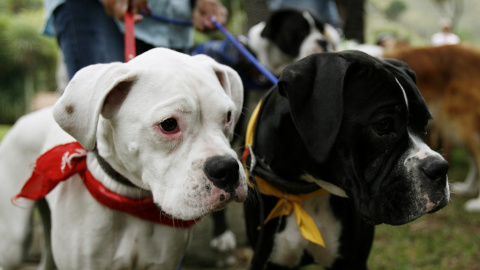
[341,51,431,118]
[277,51,431,164]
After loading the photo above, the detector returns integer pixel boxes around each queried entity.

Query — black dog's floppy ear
[261,9,290,40]
[278,53,352,163]
[261,9,307,57]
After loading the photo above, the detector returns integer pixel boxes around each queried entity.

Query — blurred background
[1,0,479,124]
[1,0,479,269]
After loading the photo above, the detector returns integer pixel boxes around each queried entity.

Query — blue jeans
[53,0,125,80]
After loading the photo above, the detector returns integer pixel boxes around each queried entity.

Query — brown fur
[384,44,480,167]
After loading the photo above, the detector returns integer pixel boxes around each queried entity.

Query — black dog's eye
[373,117,395,135]
[159,118,179,133]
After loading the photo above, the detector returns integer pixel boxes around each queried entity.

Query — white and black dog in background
[192,8,341,86]
[243,51,450,269]
[247,9,341,77]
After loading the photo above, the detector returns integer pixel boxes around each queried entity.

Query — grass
[301,147,479,270]
[0,125,11,141]
[370,197,480,270]
[370,147,480,270]
[304,198,480,270]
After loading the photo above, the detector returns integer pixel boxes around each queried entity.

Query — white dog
[0,48,247,269]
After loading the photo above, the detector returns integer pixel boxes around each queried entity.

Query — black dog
[243,51,450,269]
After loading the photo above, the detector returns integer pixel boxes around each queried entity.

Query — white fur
[302,174,348,198]
[297,12,339,60]
[337,40,385,58]
[269,194,341,268]
[451,157,480,212]
[404,134,450,213]
[0,48,247,269]
[465,197,480,211]
[210,230,236,252]
[395,77,409,110]
[247,22,295,76]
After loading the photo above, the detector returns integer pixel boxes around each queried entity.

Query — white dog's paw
[465,197,480,212]
[210,230,236,252]
[451,182,479,197]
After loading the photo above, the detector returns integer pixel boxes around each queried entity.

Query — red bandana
[12,142,198,228]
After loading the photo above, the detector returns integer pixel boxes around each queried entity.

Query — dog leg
[0,109,56,269]
[210,210,236,252]
[465,194,480,212]
[36,199,56,270]
[0,207,34,269]
[210,210,237,267]
[459,154,480,212]
[451,156,479,197]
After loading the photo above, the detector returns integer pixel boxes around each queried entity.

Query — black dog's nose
[204,155,240,191]
[421,157,449,181]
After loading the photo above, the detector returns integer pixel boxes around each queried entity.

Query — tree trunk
[336,0,365,43]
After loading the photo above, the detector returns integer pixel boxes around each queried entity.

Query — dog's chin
[156,205,207,221]
[156,194,243,221]
[359,190,449,226]
[359,206,425,226]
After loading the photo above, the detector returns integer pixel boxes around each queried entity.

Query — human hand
[103,0,149,22]
[193,0,228,32]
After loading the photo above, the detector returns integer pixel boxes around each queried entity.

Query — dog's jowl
[244,51,449,269]
[0,48,247,269]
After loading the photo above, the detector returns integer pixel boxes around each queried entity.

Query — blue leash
[139,11,279,85]
[210,16,279,85]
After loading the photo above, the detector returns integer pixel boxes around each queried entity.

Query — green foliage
[0,0,43,14]
[0,9,58,124]
[385,0,407,20]
[371,197,480,270]
[0,125,11,141]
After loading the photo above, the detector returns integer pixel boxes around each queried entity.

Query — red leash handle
[124,11,136,62]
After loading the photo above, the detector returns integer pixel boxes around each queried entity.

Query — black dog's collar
[243,102,328,247]
[93,149,137,188]
[243,91,322,194]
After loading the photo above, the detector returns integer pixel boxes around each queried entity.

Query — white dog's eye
[159,118,179,134]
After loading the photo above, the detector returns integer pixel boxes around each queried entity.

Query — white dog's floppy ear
[193,55,244,125]
[53,62,136,150]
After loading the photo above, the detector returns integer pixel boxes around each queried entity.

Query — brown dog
[384,44,480,211]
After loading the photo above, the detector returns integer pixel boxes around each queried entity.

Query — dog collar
[243,101,328,247]
[93,148,137,188]
[12,142,198,228]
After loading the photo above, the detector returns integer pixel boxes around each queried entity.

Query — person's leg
[54,0,124,80]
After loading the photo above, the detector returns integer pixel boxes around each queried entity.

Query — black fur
[244,51,448,269]
[261,9,326,58]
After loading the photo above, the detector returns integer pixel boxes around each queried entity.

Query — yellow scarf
[243,101,328,247]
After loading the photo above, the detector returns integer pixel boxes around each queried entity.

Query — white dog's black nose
[204,155,240,192]
[421,157,449,182]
